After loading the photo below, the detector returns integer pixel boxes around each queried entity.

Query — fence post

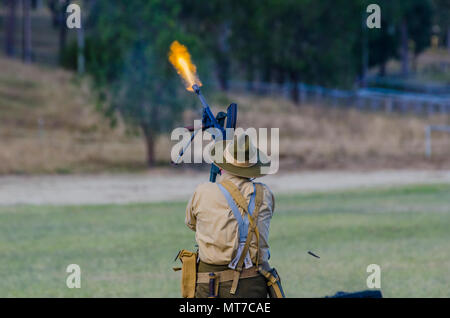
[427,103,434,116]
[425,125,432,158]
[299,83,306,104]
[385,98,392,113]
[38,117,45,144]
[400,99,407,113]
[414,100,422,114]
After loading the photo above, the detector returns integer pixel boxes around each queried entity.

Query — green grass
[0,184,449,297]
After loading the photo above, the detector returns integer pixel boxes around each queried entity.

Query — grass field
[0,183,449,298]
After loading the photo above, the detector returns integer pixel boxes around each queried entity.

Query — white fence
[425,125,450,157]
[226,81,450,115]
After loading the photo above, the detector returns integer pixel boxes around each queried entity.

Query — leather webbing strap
[258,266,286,298]
[217,183,256,244]
[196,267,260,283]
[263,272,284,298]
[253,183,264,265]
[173,250,197,298]
[219,180,264,294]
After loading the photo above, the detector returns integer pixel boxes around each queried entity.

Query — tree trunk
[4,0,17,57]
[245,61,254,92]
[289,73,299,105]
[141,124,155,167]
[275,67,285,87]
[216,55,230,91]
[361,12,368,88]
[48,0,59,27]
[447,27,450,54]
[400,19,409,77]
[58,0,69,63]
[32,0,44,9]
[378,62,386,77]
[77,2,85,75]
[216,22,230,91]
[22,0,32,63]
[412,53,418,73]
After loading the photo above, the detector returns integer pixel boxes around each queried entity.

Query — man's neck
[219,171,250,183]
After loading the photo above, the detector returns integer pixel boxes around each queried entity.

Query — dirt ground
[1,169,449,206]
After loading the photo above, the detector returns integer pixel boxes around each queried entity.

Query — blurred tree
[85,0,188,167]
[388,0,433,76]
[432,0,450,52]
[47,0,70,63]
[364,0,399,77]
[233,0,434,89]
[228,0,260,90]
[253,0,361,103]
[407,0,433,72]
[4,0,18,57]
[31,0,44,9]
[179,0,233,91]
[362,0,433,77]
[22,0,32,63]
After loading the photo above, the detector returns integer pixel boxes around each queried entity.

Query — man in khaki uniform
[185,134,277,298]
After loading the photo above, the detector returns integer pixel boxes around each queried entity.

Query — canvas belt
[196,266,260,284]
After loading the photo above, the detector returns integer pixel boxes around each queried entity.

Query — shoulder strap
[217,183,254,243]
[219,180,263,241]
[220,180,250,214]
[252,183,264,222]
[218,180,265,294]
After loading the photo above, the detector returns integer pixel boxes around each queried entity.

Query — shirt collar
[218,171,251,188]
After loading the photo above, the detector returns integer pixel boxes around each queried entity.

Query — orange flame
[168,41,202,92]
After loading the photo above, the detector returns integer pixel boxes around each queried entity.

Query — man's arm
[264,184,275,214]
[185,191,198,231]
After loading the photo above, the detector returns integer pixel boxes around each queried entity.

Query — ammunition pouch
[173,250,198,298]
[258,262,286,298]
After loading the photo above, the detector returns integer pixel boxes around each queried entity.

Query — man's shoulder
[192,182,226,208]
[194,181,221,195]
[254,181,273,195]
[193,180,274,199]
[254,182,275,210]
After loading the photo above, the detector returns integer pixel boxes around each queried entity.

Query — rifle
[173,84,237,183]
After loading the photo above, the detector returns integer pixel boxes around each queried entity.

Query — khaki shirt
[185,172,275,265]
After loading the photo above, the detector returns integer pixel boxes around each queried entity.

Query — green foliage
[84,0,194,165]
[110,44,183,133]
[365,0,433,70]
[60,40,78,70]
[179,0,435,89]
[405,0,434,56]
[365,1,400,72]
[432,0,450,38]
[182,0,364,96]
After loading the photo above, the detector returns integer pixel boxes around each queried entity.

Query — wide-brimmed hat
[209,133,270,178]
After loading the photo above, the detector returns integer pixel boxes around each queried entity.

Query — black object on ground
[326,290,383,298]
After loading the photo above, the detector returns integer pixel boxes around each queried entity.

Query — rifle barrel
[192,84,210,109]
[192,84,221,134]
